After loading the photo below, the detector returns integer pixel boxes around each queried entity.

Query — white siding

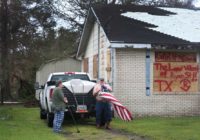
[84,22,98,76]
[83,22,111,81]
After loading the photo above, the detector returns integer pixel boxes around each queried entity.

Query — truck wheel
[40,109,47,119]
[47,113,54,127]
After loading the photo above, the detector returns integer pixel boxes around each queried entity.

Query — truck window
[50,74,90,82]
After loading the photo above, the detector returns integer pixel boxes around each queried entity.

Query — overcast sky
[194,0,200,7]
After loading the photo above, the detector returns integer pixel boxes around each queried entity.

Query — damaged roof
[77,4,200,57]
[122,7,200,43]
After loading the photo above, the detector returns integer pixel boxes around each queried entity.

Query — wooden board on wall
[106,50,111,82]
[93,54,98,79]
[153,62,199,93]
[83,58,88,73]
[155,52,196,62]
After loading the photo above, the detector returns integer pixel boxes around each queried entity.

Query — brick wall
[114,48,200,117]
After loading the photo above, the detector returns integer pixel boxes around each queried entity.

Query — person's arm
[64,97,68,103]
[93,84,101,96]
[58,89,68,103]
[103,84,112,92]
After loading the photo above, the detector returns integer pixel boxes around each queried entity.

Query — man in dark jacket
[52,81,68,133]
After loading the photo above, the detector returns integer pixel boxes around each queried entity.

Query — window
[50,74,90,82]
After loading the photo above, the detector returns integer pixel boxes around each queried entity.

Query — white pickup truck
[35,72,96,127]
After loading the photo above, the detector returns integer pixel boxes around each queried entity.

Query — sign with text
[153,62,199,93]
[155,52,196,62]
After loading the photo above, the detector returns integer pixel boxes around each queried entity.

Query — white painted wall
[82,22,111,81]
[36,58,81,85]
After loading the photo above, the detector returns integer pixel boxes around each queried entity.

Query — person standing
[52,81,68,133]
[93,78,112,129]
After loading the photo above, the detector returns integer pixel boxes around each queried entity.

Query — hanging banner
[153,62,199,93]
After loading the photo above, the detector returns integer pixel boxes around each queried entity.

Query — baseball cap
[99,78,104,81]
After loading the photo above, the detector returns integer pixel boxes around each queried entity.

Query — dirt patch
[107,128,150,140]
[63,127,150,140]
[62,119,150,140]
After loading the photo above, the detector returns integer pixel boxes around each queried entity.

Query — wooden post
[0,0,9,104]
[0,84,3,105]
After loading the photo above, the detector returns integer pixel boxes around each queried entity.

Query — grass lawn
[1,105,200,140]
[112,116,200,140]
[0,106,66,140]
[0,105,127,140]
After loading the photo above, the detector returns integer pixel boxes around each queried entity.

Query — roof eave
[76,9,92,58]
[110,41,200,49]
[76,8,100,58]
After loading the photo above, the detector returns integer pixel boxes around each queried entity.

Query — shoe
[53,130,71,135]
[59,131,72,135]
[105,122,111,130]
[96,124,101,128]
[105,126,111,130]
[53,130,60,133]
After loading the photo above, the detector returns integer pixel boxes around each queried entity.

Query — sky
[194,0,200,7]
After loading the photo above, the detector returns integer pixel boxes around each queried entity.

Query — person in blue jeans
[52,81,68,133]
[93,78,112,129]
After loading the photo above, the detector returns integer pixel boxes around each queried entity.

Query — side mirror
[35,82,45,89]
[40,85,44,89]
[34,82,39,90]
[91,80,97,83]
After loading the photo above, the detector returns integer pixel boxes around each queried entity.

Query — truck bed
[62,87,96,114]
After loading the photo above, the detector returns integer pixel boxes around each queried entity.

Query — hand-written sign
[153,62,199,92]
[155,52,196,62]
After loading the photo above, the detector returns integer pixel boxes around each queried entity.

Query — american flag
[99,92,133,121]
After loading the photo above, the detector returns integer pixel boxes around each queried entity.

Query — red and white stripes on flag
[99,92,133,121]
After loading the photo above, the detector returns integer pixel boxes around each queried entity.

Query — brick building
[76,5,200,116]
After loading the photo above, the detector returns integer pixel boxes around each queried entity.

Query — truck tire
[47,113,54,127]
[40,109,47,119]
